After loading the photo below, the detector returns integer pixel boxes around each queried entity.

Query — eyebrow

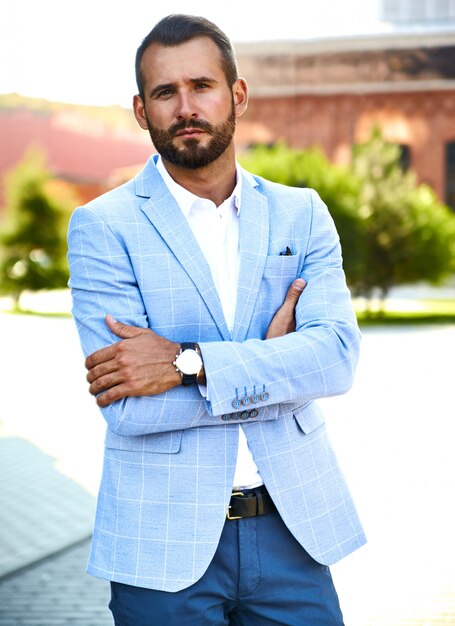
[149,76,219,99]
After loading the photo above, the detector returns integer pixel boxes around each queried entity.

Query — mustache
[169,119,213,136]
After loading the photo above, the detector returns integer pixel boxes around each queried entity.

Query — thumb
[284,278,306,306]
[105,314,148,339]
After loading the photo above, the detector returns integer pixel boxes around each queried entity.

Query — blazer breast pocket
[258,254,302,323]
[262,253,301,278]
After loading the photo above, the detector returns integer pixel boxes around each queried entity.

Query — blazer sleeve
[199,190,362,417]
[68,204,210,437]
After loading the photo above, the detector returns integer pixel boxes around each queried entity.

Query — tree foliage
[350,130,455,299]
[239,136,455,302]
[0,148,73,308]
[240,143,367,290]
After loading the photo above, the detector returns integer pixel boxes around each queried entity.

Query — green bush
[239,136,455,304]
[351,130,455,300]
[0,149,72,309]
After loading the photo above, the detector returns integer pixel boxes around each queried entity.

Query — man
[68,14,365,625]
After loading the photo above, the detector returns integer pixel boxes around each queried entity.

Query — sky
[1,0,383,108]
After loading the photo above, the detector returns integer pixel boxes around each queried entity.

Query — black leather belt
[227,486,276,520]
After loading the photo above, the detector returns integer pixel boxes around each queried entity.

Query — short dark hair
[135,14,238,99]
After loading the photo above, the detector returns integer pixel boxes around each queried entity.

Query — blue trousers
[109,511,344,625]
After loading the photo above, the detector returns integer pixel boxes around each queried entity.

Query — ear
[232,78,248,118]
[133,94,149,131]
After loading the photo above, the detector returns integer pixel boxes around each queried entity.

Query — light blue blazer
[68,155,366,592]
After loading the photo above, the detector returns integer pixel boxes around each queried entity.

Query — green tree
[351,130,455,303]
[0,149,72,310]
[240,138,455,309]
[239,143,367,289]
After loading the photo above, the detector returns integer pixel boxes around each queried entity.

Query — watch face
[176,349,202,375]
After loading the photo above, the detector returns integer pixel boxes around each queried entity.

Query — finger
[293,277,306,290]
[284,278,306,303]
[88,370,124,396]
[86,360,117,384]
[85,344,117,370]
[96,383,133,408]
[105,315,148,339]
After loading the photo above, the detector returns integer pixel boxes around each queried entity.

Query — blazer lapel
[232,171,269,342]
[136,159,231,340]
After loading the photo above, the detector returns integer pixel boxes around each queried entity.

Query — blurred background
[1,1,455,625]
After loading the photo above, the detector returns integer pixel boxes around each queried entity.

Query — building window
[381,0,455,21]
[409,0,428,19]
[433,0,453,18]
[382,0,402,19]
[399,144,411,171]
[446,142,455,211]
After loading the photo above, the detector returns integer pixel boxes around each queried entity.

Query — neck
[161,145,237,207]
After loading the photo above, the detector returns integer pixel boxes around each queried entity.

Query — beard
[145,104,236,169]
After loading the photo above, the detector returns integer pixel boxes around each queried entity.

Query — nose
[175,91,197,121]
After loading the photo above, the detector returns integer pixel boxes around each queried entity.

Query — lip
[174,128,205,138]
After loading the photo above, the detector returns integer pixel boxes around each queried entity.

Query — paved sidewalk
[1,311,108,625]
[1,308,455,625]
[329,324,455,625]
[0,539,112,626]
[0,437,95,578]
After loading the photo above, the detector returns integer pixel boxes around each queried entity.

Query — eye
[194,82,209,90]
[156,88,174,99]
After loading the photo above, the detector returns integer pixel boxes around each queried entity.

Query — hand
[85,315,181,407]
[265,278,306,339]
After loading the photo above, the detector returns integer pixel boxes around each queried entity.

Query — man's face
[144,99,236,169]
[134,37,247,169]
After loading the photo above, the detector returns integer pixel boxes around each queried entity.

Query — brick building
[2,0,454,212]
[235,29,455,209]
[0,103,152,209]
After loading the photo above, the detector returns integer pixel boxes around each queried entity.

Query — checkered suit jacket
[68,155,366,592]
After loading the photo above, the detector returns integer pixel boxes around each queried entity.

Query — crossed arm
[85,278,306,407]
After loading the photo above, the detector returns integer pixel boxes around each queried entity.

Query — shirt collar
[156,155,242,217]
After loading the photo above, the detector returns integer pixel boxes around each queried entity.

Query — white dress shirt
[156,156,263,490]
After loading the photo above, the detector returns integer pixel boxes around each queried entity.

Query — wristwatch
[173,343,203,386]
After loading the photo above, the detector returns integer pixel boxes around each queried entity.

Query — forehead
[140,37,226,89]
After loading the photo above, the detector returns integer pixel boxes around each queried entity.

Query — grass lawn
[355,298,455,325]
